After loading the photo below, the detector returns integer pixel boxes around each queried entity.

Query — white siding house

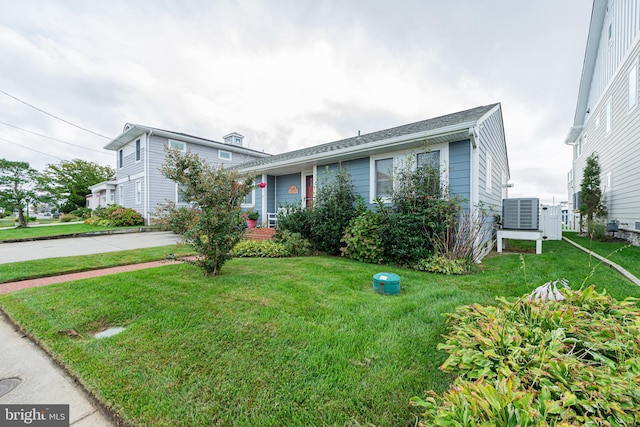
[94,124,270,224]
[566,0,640,244]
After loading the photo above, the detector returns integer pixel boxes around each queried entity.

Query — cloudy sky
[1,1,592,204]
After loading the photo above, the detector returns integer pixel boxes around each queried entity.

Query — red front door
[305,176,313,209]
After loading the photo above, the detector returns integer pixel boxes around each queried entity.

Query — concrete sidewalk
[0,312,115,426]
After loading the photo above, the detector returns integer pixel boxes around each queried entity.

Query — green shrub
[59,214,76,222]
[69,207,92,219]
[381,161,459,266]
[274,229,312,256]
[341,208,385,264]
[108,207,144,226]
[230,240,289,257]
[88,205,144,226]
[413,254,468,275]
[276,203,313,240]
[411,285,640,426]
[309,166,357,255]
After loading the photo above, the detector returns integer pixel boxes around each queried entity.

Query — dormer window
[223,132,244,146]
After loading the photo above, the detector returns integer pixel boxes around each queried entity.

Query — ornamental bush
[341,207,385,264]
[309,166,357,255]
[90,204,144,226]
[230,240,289,257]
[381,160,460,266]
[160,148,255,276]
[411,285,640,426]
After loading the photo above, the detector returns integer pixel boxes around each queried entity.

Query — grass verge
[0,245,194,284]
[563,231,640,279]
[1,240,639,426]
[0,223,144,241]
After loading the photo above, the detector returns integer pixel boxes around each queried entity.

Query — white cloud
[0,0,592,205]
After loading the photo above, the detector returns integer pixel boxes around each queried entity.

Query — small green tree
[0,159,42,228]
[580,153,605,237]
[160,148,255,276]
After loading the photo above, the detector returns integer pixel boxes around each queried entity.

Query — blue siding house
[237,103,510,255]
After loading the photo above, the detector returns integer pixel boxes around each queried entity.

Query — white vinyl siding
[605,98,612,133]
[629,61,638,110]
[485,154,493,194]
[135,180,142,204]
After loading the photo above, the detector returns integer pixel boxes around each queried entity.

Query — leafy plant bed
[412,285,640,425]
[0,245,194,284]
[1,241,640,426]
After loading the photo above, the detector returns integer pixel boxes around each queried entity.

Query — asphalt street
[0,231,181,264]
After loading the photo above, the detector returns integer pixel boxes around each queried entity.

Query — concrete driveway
[0,231,181,264]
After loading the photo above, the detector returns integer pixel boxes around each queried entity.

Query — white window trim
[118,184,124,205]
[168,139,187,152]
[176,183,188,204]
[135,139,141,162]
[241,189,255,208]
[369,144,448,203]
[135,180,142,205]
[219,150,232,161]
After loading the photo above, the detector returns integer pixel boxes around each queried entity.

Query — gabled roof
[104,123,270,157]
[565,0,607,144]
[238,103,499,173]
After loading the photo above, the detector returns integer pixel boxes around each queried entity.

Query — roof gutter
[237,121,477,173]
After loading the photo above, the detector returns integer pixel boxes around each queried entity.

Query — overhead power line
[0,121,108,155]
[0,88,111,140]
[0,136,65,161]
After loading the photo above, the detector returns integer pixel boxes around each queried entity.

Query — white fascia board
[150,129,270,157]
[564,125,583,145]
[103,125,148,151]
[239,121,476,173]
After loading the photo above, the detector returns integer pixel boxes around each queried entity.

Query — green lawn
[563,231,640,279]
[0,245,194,284]
[1,239,639,426]
[0,223,144,241]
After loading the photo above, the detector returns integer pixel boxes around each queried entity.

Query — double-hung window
[374,158,394,200]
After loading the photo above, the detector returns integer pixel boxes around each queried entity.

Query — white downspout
[146,130,152,224]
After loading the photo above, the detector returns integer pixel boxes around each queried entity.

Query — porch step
[244,227,276,241]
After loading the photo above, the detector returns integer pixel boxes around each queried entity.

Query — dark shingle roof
[239,103,498,169]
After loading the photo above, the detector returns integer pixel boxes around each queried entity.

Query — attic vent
[502,198,539,230]
[223,132,244,146]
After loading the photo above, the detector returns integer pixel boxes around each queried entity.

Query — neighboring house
[91,124,270,224]
[86,181,116,210]
[565,0,640,244]
[237,103,510,257]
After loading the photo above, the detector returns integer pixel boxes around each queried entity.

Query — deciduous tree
[0,159,42,227]
[43,159,114,212]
